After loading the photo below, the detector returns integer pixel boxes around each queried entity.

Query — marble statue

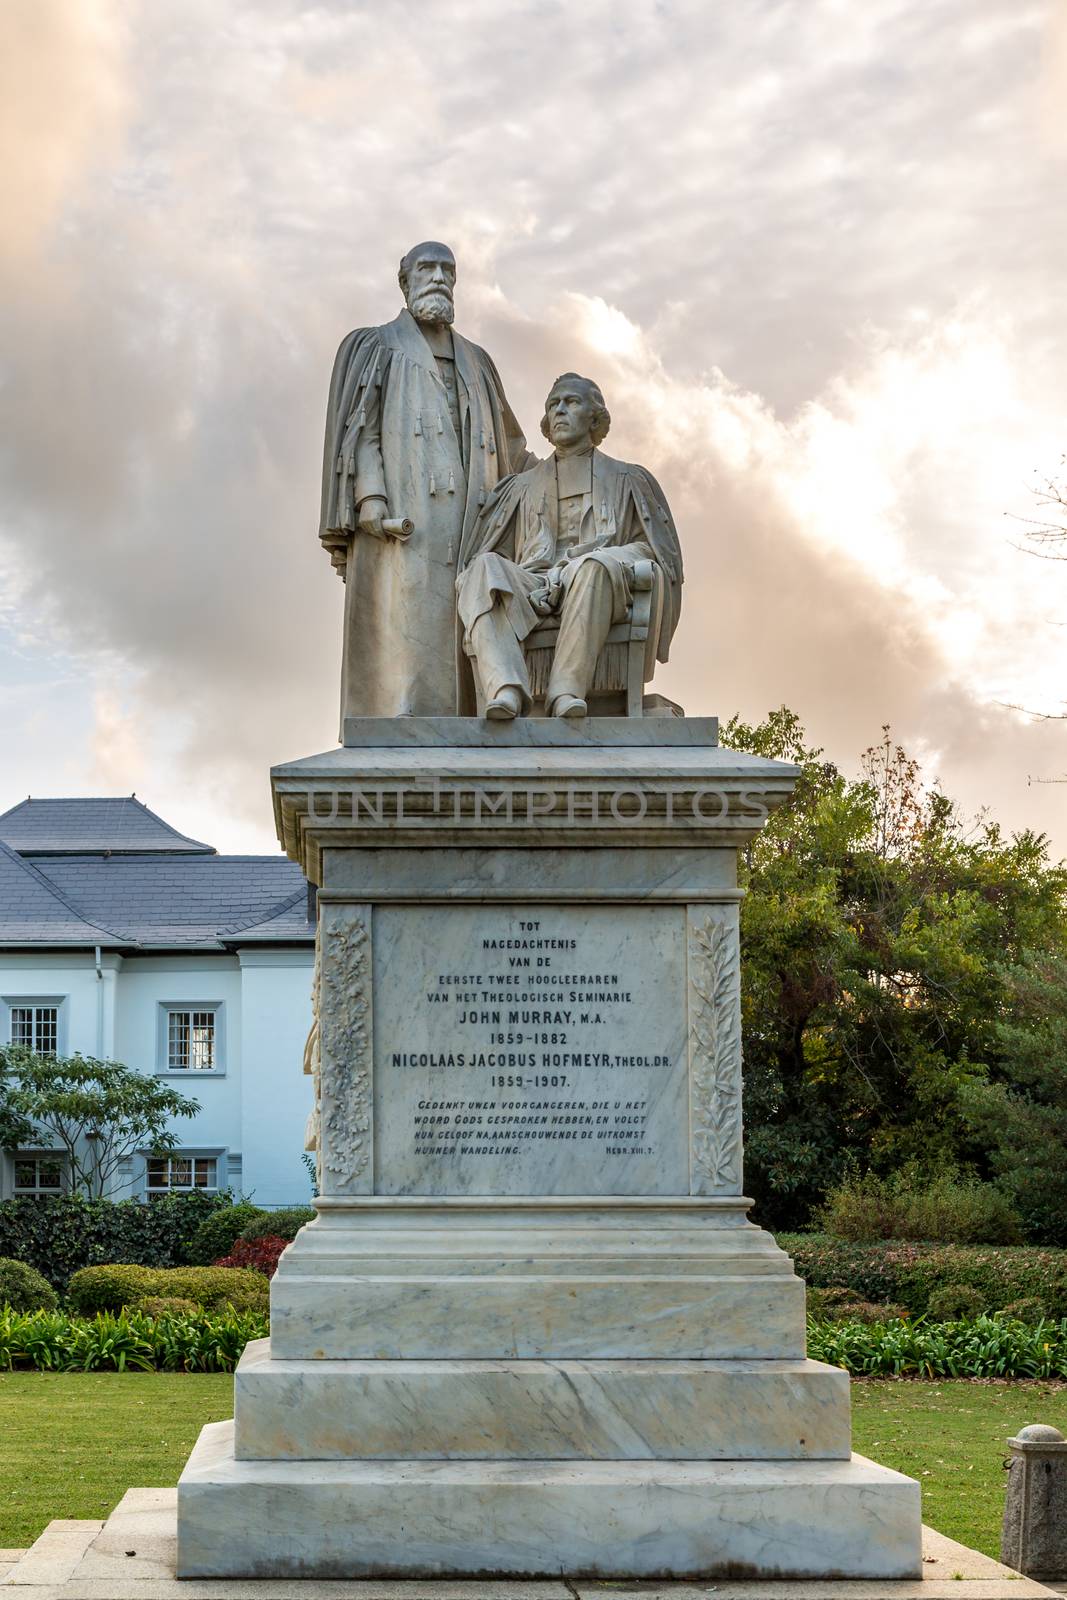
[456,374,684,718]
[319,242,535,726]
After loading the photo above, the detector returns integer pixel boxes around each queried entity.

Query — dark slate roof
[0,839,128,948]
[28,854,312,950]
[0,797,216,855]
[219,891,317,945]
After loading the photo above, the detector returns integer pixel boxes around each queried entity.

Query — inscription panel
[372,904,688,1195]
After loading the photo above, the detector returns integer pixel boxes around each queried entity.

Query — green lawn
[851,1377,1067,1556]
[0,1372,233,1548]
[0,1372,1064,1556]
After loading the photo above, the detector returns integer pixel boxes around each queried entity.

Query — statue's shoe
[550,694,587,719]
[486,686,522,720]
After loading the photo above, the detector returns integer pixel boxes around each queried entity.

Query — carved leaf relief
[320,911,372,1186]
[689,911,743,1194]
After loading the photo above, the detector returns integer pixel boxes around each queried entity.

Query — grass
[851,1377,1067,1556]
[0,1371,232,1548]
[0,1372,1065,1556]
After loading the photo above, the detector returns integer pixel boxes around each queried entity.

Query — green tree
[0,1063,39,1154]
[962,952,1067,1245]
[723,709,1067,1231]
[0,1048,201,1199]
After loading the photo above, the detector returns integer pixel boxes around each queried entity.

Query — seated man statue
[456,374,684,719]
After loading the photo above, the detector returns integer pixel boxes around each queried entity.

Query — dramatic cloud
[0,0,1064,851]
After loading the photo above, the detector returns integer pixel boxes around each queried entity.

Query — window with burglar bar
[8,1003,59,1055]
[13,1154,66,1196]
[166,1008,217,1071]
[145,1155,218,1197]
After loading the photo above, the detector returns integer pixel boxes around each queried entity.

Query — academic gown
[456,449,684,663]
[319,309,534,724]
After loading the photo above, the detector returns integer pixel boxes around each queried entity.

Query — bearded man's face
[404,251,456,325]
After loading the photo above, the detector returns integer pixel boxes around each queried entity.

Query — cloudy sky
[1,0,1065,854]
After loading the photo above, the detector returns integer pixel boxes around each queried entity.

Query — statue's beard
[409,288,455,324]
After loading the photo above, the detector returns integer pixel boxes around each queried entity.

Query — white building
[0,797,314,1208]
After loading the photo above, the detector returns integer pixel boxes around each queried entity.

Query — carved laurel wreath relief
[688,910,743,1194]
[319,909,372,1186]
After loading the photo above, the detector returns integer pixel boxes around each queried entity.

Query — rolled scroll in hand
[382,517,414,540]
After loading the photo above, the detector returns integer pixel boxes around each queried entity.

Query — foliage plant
[809,1313,1067,1379]
[0,1306,268,1372]
[0,1257,59,1313]
[0,1047,201,1199]
[720,710,1067,1232]
[783,1234,1067,1318]
[184,1202,266,1266]
[0,1192,225,1291]
[238,1206,315,1243]
[67,1263,268,1315]
[214,1235,288,1278]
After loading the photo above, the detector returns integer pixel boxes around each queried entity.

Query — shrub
[781,1234,1067,1318]
[215,1236,288,1279]
[0,1257,59,1313]
[806,1285,907,1323]
[239,1207,314,1244]
[0,1305,267,1372]
[1001,1297,1048,1325]
[927,1283,986,1320]
[67,1263,268,1315]
[0,1192,227,1290]
[139,1295,199,1317]
[184,1202,267,1267]
[817,1170,1022,1246]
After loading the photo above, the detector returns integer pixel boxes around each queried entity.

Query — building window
[145,1155,218,1198]
[13,1154,66,1197]
[8,1003,60,1055]
[159,1004,222,1072]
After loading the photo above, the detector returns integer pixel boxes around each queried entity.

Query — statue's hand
[358,497,389,541]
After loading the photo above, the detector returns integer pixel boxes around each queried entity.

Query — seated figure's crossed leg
[470,606,531,717]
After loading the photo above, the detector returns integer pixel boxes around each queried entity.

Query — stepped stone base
[267,1198,809,1360]
[177,1420,922,1581]
[233,1339,851,1461]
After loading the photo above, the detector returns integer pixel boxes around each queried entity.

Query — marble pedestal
[176,718,922,1580]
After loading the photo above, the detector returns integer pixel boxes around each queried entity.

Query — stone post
[1002,1424,1067,1581]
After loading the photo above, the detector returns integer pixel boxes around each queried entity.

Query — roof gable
[0,797,215,856]
[0,839,127,947]
[25,854,312,950]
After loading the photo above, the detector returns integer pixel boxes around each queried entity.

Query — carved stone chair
[520,558,668,718]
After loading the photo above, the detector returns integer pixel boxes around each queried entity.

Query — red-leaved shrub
[213,1235,288,1279]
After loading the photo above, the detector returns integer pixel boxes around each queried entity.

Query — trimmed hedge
[239,1207,314,1244]
[67,1263,268,1315]
[0,1257,59,1313]
[0,1192,226,1290]
[782,1233,1067,1318]
[185,1203,267,1266]
[0,1305,268,1372]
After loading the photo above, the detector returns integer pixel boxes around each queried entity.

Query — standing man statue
[319,242,536,726]
[456,373,683,718]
